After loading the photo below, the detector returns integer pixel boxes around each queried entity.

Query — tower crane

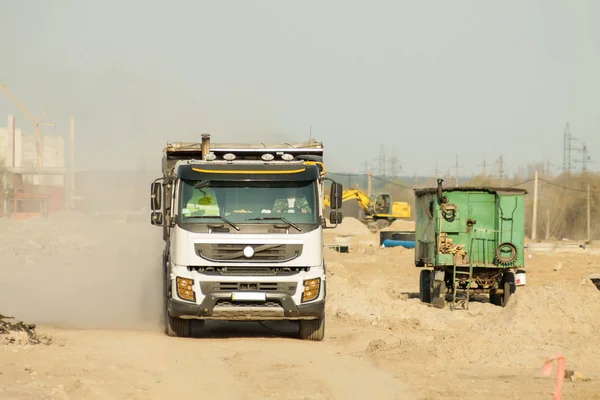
[0,81,56,169]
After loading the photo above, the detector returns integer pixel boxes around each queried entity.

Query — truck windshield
[179,180,318,225]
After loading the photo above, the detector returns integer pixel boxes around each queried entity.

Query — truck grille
[195,243,302,262]
[200,281,297,296]
[215,301,282,308]
[194,266,308,277]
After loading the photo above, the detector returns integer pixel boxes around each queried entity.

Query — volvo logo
[243,245,255,258]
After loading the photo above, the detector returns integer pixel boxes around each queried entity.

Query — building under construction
[0,115,72,219]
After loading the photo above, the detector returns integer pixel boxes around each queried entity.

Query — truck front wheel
[166,315,191,337]
[164,288,192,337]
[299,316,325,341]
[163,260,192,337]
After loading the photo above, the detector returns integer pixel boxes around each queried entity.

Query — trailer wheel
[490,272,516,307]
[419,270,431,303]
[489,288,502,306]
[431,280,446,309]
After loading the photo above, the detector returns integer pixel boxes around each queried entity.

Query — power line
[327,172,363,177]
[327,172,600,194]
[539,178,600,194]
[509,178,535,187]
[371,175,413,189]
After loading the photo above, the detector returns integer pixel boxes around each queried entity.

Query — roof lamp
[204,152,217,161]
[223,153,236,161]
[261,153,275,161]
[281,153,294,161]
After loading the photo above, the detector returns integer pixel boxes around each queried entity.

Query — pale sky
[1,0,598,177]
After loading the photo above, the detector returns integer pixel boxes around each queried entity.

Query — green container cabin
[414,180,527,310]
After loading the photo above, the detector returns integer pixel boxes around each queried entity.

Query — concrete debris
[0,314,51,345]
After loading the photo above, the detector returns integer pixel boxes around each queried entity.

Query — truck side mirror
[329,211,343,224]
[151,181,162,211]
[151,211,164,226]
[329,182,343,210]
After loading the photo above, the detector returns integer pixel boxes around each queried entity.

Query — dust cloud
[0,175,164,331]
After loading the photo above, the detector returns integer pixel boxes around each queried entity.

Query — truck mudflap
[168,291,325,321]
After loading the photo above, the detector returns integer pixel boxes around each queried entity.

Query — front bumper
[168,290,325,321]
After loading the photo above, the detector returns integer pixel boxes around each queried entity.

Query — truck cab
[150,134,343,340]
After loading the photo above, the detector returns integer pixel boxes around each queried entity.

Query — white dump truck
[150,134,343,340]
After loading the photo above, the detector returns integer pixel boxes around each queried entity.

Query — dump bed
[161,136,324,176]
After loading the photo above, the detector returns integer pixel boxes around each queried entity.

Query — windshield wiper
[185,215,240,231]
[248,217,302,232]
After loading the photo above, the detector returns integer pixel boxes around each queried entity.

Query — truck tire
[163,256,192,337]
[166,316,192,337]
[419,270,431,303]
[299,316,325,341]
[164,287,192,337]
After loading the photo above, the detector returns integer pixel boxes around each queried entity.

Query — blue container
[382,239,415,249]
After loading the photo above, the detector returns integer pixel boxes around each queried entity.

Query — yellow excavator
[324,189,410,230]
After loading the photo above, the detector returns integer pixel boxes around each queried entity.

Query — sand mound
[382,220,415,231]
[506,278,600,336]
[331,217,372,236]
[0,314,51,345]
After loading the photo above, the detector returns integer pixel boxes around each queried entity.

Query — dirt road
[0,323,412,399]
[1,214,599,399]
[0,215,412,399]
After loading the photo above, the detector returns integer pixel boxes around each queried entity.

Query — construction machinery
[1,81,56,170]
[150,134,343,340]
[324,189,410,230]
[414,179,527,310]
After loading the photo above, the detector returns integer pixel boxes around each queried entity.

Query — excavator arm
[324,189,411,219]
[340,189,373,210]
[323,189,374,211]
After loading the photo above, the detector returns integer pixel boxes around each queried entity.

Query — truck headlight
[301,278,320,303]
[176,277,195,302]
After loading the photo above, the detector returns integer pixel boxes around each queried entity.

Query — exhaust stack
[201,133,211,160]
[437,179,447,204]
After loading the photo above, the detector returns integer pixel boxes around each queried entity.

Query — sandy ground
[1,214,599,399]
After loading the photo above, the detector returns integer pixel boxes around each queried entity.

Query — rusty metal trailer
[414,179,527,310]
